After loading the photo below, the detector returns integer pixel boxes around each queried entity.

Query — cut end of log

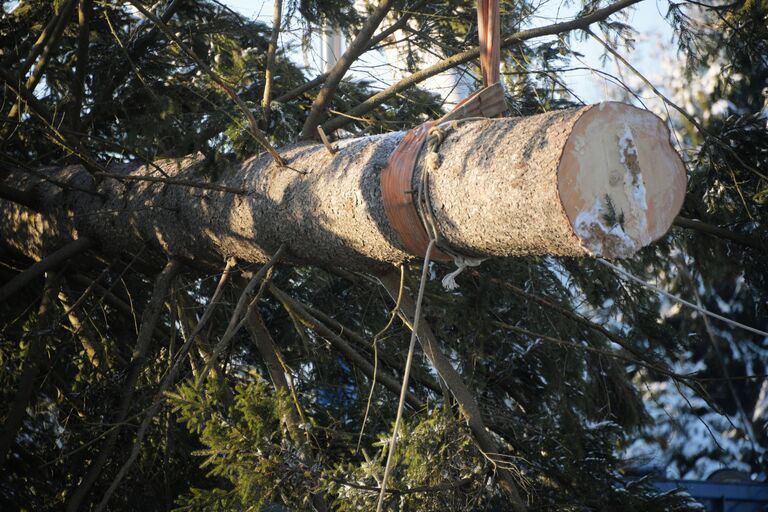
[557,102,687,259]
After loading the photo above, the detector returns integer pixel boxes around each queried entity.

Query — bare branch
[0,68,103,173]
[68,0,93,131]
[261,0,283,125]
[378,269,526,511]
[299,0,396,139]
[322,0,643,133]
[94,258,236,512]
[269,284,425,409]
[493,321,697,383]
[0,270,62,470]
[674,216,766,250]
[66,258,181,512]
[11,7,59,74]
[0,238,93,303]
[6,0,78,119]
[196,246,286,385]
[59,284,109,370]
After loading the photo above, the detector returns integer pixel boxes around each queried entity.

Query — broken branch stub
[0,102,684,270]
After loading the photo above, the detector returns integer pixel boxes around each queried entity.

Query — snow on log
[428,101,686,259]
[0,102,685,271]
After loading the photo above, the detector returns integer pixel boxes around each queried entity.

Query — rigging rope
[374,4,504,507]
[598,258,768,338]
[375,240,435,511]
[421,123,486,290]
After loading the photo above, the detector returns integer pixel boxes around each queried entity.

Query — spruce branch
[127,0,286,168]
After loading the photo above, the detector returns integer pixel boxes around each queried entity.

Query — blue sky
[223,0,677,103]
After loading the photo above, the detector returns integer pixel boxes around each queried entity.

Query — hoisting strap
[380,121,452,262]
[380,1,503,261]
[380,85,505,261]
[478,0,501,87]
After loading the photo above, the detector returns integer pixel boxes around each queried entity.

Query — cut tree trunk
[0,102,685,272]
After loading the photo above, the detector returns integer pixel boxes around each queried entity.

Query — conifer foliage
[0,0,766,510]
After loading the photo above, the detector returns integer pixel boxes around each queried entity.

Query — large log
[0,102,685,271]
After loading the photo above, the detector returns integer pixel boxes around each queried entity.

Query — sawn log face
[0,103,686,270]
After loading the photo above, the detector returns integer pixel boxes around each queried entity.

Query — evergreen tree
[0,0,765,510]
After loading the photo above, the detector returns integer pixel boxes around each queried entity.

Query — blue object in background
[655,479,768,512]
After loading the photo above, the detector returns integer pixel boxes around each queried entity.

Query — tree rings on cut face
[558,102,686,258]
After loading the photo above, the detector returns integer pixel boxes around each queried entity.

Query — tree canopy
[0,0,766,510]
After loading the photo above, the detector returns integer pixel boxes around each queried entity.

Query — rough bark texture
[0,103,685,272]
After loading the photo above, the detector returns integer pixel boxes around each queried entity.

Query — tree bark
[0,103,685,272]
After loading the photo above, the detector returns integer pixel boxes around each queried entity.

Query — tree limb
[299,0,395,139]
[126,0,286,167]
[68,0,92,131]
[322,0,643,133]
[271,4,420,105]
[674,215,766,250]
[93,258,236,512]
[261,0,283,125]
[0,183,39,211]
[0,270,62,469]
[66,258,181,512]
[245,308,303,436]
[6,0,78,120]
[243,308,330,512]
[0,238,92,303]
[378,268,527,511]
[196,246,285,385]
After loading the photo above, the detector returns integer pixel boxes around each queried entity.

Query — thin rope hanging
[374,3,506,509]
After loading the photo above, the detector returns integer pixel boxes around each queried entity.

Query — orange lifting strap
[478,0,501,87]
[380,0,504,260]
